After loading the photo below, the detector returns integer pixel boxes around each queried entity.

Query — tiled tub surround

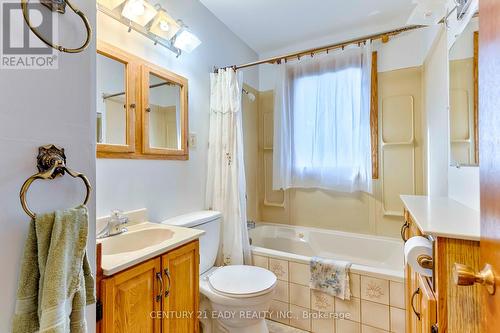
[249,224,406,333]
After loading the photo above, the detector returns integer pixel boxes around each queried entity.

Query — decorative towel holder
[21,0,92,53]
[20,144,91,219]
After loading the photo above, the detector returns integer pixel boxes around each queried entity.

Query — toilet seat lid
[208,265,277,297]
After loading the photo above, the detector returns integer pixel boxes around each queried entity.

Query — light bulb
[159,20,170,32]
[174,29,201,53]
[128,0,144,16]
[122,0,157,26]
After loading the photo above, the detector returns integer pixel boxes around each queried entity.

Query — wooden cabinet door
[161,241,199,333]
[407,268,421,333]
[101,258,162,333]
[417,275,437,333]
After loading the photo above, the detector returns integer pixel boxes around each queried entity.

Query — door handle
[453,263,496,295]
[401,221,410,242]
[411,287,421,320]
[164,268,171,297]
[156,272,164,302]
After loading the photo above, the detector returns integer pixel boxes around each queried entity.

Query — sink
[98,222,204,276]
[101,228,174,256]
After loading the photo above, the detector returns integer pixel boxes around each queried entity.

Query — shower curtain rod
[215,25,426,72]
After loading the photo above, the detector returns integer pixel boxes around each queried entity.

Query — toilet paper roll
[404,236,433,277]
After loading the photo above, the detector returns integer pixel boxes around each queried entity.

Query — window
[273,45,375,193]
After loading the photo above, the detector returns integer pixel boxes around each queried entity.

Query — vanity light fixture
[122,0,158,26]
[174,28,202,53]
[97,0,202,56]
[149,9,181,41]
[96,0,126,11]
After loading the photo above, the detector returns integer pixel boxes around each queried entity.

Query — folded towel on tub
[310,256,352,300]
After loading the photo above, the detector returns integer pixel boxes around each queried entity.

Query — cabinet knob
[453,263,496,295]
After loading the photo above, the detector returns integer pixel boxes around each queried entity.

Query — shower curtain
[206,69,251,266]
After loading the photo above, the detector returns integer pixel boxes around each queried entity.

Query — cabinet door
[418,275,437,333]
[162,241,199,333]
[102,258,162,333]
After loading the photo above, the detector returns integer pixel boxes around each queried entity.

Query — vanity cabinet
[161,241,199,333]
[100,240,199,333]
[101,258,161,333]
[402,205,480,333]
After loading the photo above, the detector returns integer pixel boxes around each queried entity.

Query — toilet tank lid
[162,210,222,228]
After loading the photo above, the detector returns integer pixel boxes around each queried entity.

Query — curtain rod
[215,25,426,72]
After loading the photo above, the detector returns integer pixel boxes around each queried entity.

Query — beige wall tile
[290,283,310,308]
[336,297,361,323]
[361,300,390,331]
[311,311,335,333]
[311,289,334,313]
[389,281,405,309]
[351,274,361,298]
[270,258,289,281]
[269,300,290,325]
[289,262,310,285]
[361,276,390,305]
[390,307,406,333]
[336,319,361,333]
[253,255,269,269]
[290,305,311,331]
[274,280,289,303]
[362,324,388,333]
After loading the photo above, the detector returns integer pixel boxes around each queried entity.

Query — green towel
[12,205,95,333]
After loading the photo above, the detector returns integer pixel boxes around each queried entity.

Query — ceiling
[200,0,416,54]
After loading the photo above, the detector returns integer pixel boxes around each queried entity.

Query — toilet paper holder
[417,254,434,270]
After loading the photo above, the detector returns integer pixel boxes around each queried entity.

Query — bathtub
[249,223,404,281]
[249,223,406,332]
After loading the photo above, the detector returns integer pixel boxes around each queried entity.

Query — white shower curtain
[206,69,251,266]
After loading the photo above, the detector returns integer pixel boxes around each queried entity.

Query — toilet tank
[162,211,221,274]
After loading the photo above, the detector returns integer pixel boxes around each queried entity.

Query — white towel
[309,256,352,300]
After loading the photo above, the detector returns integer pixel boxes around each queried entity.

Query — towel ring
[21,0,92,53]
[20,145,92,219]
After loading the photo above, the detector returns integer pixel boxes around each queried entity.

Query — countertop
[400,195,480,241]
[98,222,204,276]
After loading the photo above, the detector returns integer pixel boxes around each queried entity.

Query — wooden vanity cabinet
[161,241,199,333]
[403,209,480,333]
[100,240,199,333]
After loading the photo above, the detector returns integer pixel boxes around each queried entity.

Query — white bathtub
[249,223,404,281]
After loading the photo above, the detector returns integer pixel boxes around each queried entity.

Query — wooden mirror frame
[96,41,137,155]
[96,41,189,160]
[141,63,189,159]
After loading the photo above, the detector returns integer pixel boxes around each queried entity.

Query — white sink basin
[98,222,204,276]
[101,228,174,255]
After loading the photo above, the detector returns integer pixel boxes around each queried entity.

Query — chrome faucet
[97,210,129,239]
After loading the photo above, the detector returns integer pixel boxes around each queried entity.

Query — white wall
[96,0,259,222]
[423,27,450,197]
[0,1,96,331]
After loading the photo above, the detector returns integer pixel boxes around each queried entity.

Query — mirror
[142,64,188,158]
[449,18,479,166]
[96,42,136,156]
[97,53,127,145]
[147,73,182,150]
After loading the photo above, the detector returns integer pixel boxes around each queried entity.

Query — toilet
[162,211,277,333]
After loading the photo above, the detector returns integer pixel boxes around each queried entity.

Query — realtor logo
[1,1,58,69]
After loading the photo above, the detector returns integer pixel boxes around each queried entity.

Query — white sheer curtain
[273,43,373,193]
[206,69,251,266]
